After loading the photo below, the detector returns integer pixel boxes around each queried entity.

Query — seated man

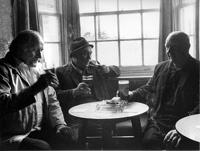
[56,37,120,121]
[55,37,120,143]
[120,31,199,150]
[0,30,77,150]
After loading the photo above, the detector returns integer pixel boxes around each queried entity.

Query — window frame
[174,0,199,59]
[37,0,65,68]
[79,0,160,77]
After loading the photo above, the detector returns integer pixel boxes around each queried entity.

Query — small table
[69,101,149,148]
[175,114,200,143]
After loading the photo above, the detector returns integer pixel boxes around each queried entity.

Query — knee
[19,138,51,150]
[36,140,51,150]
[142,135,153,146]
[142,135,162,149]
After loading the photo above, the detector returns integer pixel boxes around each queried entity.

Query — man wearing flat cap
[55,37,120,145]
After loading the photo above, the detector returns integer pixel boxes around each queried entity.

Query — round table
[175,114,200,143]
[69,101,149,148]
[69,101,149,120]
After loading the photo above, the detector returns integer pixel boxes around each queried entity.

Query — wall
[0,0,12,58]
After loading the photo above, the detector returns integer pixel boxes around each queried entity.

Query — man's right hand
[117,90,134,101]
[32,72,59,93]
[40,72,59,88]
[73,82,92,98]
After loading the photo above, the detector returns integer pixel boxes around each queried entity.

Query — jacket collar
[2,52,30,86]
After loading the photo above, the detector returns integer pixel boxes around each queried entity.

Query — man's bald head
[165,31,190,54]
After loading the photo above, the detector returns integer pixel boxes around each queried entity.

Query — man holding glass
[55,37,120,145]
[120,31,199,150]
[0,30,77,150]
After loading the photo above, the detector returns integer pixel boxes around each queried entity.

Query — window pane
[97,15,118,40]
[189,36,195,57]
[37,0,57,13]
[143,12,159,38]
[89,42,96,60]
[121,41,142,66]
[78,0,95,13]
[43,43,61,68]
[120,14,141,39]
[97,0,117,12]
[180,5,195,35]
[119,0,141,11]
[42,15,60,42]
[97,42,118,65]
[142,0,160,9]
[182,0,195,4]
[144,40,158,65]
[81,16,95,41]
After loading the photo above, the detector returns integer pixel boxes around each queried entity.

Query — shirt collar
[71,62,84,75]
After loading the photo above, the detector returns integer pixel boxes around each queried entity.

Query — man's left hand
[163,129,181,148]
[56,126,78,142]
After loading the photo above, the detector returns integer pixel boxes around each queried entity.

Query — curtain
[12,0,39,37]
[196,0,199,59]
[158,0,174,62]
[63,0,80,57]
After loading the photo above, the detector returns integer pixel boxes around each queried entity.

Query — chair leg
[79,120,88,148]
[131,116,143,149]
[131,117,142,138]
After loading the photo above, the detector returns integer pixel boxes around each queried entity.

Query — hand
[163,129,181,149]
[73,82,92,98]
[32,72,59,91]
[39,72,59,88]
[117,90,133,100]
[97,65,110,74]
[56,126,78,142]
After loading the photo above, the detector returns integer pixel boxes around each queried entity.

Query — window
[176,0,198,58]
[37,0,62,68]
[79,0,160,76]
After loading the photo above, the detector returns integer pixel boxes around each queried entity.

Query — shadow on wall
[0,39,9,58]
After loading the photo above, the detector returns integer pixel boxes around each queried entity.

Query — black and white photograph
[0,0,199,150]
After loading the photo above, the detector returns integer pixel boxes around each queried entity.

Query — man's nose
[36,51,42,58]
[167,51,171,58]
[88,55,91,60]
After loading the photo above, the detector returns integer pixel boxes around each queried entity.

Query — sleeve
[128,66,158,103]
[105,65,120,77]
[0,65,36,117]
[55,68,76,107]
[88,60,120,77]
[188,74,199,115]
[46,86,67,128]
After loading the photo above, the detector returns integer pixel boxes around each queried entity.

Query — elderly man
[0,30,77,150]
[120,31,199,150]
[56,37,120,122]
[55,37,120,146]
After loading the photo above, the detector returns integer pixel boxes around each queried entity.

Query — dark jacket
[56,62,120,122]
[130,56,199,131]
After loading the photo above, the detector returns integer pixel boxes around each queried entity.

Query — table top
[175,114,200,143]
[68,101,149,120]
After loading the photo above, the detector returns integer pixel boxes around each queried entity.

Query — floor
[84,137,141,150]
